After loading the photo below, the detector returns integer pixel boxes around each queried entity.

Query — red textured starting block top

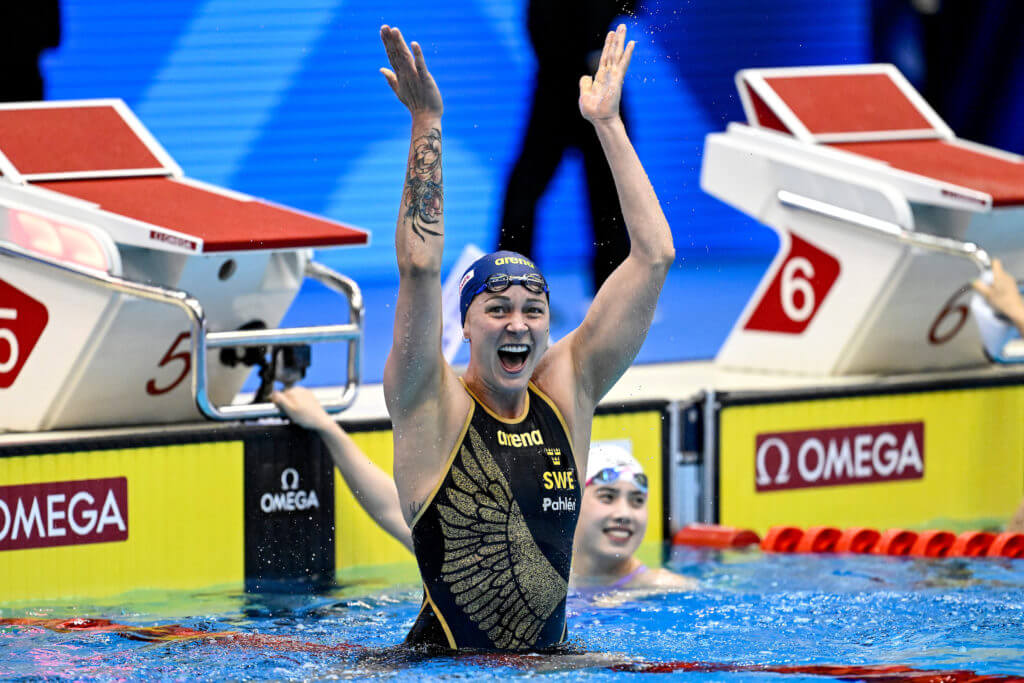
[0,101,368,252]
[830,140,1024,207]
[739,66,1024,206]
[0,104,165,175]
[761,73,934,136]
[37,177,367,253]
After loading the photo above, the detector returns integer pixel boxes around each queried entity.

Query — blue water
[3,552,1023,680]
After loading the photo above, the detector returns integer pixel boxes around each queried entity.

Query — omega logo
[754,422,924,492]
[0,478,128,551]
[261,468,320,513]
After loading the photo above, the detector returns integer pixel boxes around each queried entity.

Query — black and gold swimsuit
[406,381,580,651]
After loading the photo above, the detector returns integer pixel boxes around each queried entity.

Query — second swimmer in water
[272,387,697,591]
[572,442,695,590]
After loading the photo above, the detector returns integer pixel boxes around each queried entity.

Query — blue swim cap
[458,250,548,325]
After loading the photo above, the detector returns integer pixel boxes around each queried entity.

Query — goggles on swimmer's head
[585,466,648,493]
[470,272,549,299]
[459,251,548,325]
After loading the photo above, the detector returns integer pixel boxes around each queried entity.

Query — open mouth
[497,343,530,374]
[603,527,634,543]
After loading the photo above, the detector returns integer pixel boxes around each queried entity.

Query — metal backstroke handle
[0,242,363,421]
[776,190,1024,363]
[777,190,991,270]
[204,261,364,419]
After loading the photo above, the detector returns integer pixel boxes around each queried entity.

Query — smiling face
[575,479,648,565]
[463,285,550,393]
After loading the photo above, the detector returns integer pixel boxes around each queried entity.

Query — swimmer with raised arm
[378,23,674,651]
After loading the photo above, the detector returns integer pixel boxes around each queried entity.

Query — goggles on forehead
[585,466,648,493]
[471,272,549,298]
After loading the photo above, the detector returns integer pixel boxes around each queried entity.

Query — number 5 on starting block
[0,278,50,390]
[0,307,18,375]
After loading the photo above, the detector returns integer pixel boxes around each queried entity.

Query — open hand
[973,259,1024,327]
[380,25,443,118]
[579,24,634,123]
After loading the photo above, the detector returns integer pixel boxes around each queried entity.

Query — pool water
[2,551,1023,681]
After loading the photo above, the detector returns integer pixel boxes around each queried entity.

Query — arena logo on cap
[493,256,535,268]
[755,422,923,492]
[0,478,128,551]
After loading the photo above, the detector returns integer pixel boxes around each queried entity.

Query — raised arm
[542,25,675,407]
[379,25,448,416]
[272,388,413,552]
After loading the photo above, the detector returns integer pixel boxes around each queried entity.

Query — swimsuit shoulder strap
[608,563,648,590]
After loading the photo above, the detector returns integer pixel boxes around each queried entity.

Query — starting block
[701,64,1024,375]
[0,100,368,431]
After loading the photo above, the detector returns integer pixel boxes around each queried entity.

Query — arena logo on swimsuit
[755,422,924,492]
[497,429,544,448]
[0,478,128,551]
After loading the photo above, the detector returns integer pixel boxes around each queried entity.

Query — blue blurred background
[35,1,1023,385]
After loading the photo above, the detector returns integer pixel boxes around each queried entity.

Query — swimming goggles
[586,466,648,493]
[471,273,549,298]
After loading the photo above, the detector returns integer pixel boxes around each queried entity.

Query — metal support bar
[0,242,363,422]
[700,389,717,524]
[666,399,681,536]
[303,260,363,415]
[777,190,991,268]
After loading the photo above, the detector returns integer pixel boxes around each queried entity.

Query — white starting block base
[0,100,368,431]
[700,64,1024,376]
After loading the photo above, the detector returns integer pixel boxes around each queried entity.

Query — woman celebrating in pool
[377,22,674,651]
[273,388,697,594]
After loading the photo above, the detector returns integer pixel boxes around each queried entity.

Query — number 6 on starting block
[712,189,986,375]
[744,234,840,335]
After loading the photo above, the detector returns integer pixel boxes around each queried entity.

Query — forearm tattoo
[403,128,443,241]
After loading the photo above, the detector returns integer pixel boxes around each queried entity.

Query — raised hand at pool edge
[973,258,1024,334]
[272,387,413,552]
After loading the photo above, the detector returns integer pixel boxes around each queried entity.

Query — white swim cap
[585,442,644,485]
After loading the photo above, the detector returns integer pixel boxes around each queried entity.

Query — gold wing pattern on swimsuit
[437,425,566,650]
